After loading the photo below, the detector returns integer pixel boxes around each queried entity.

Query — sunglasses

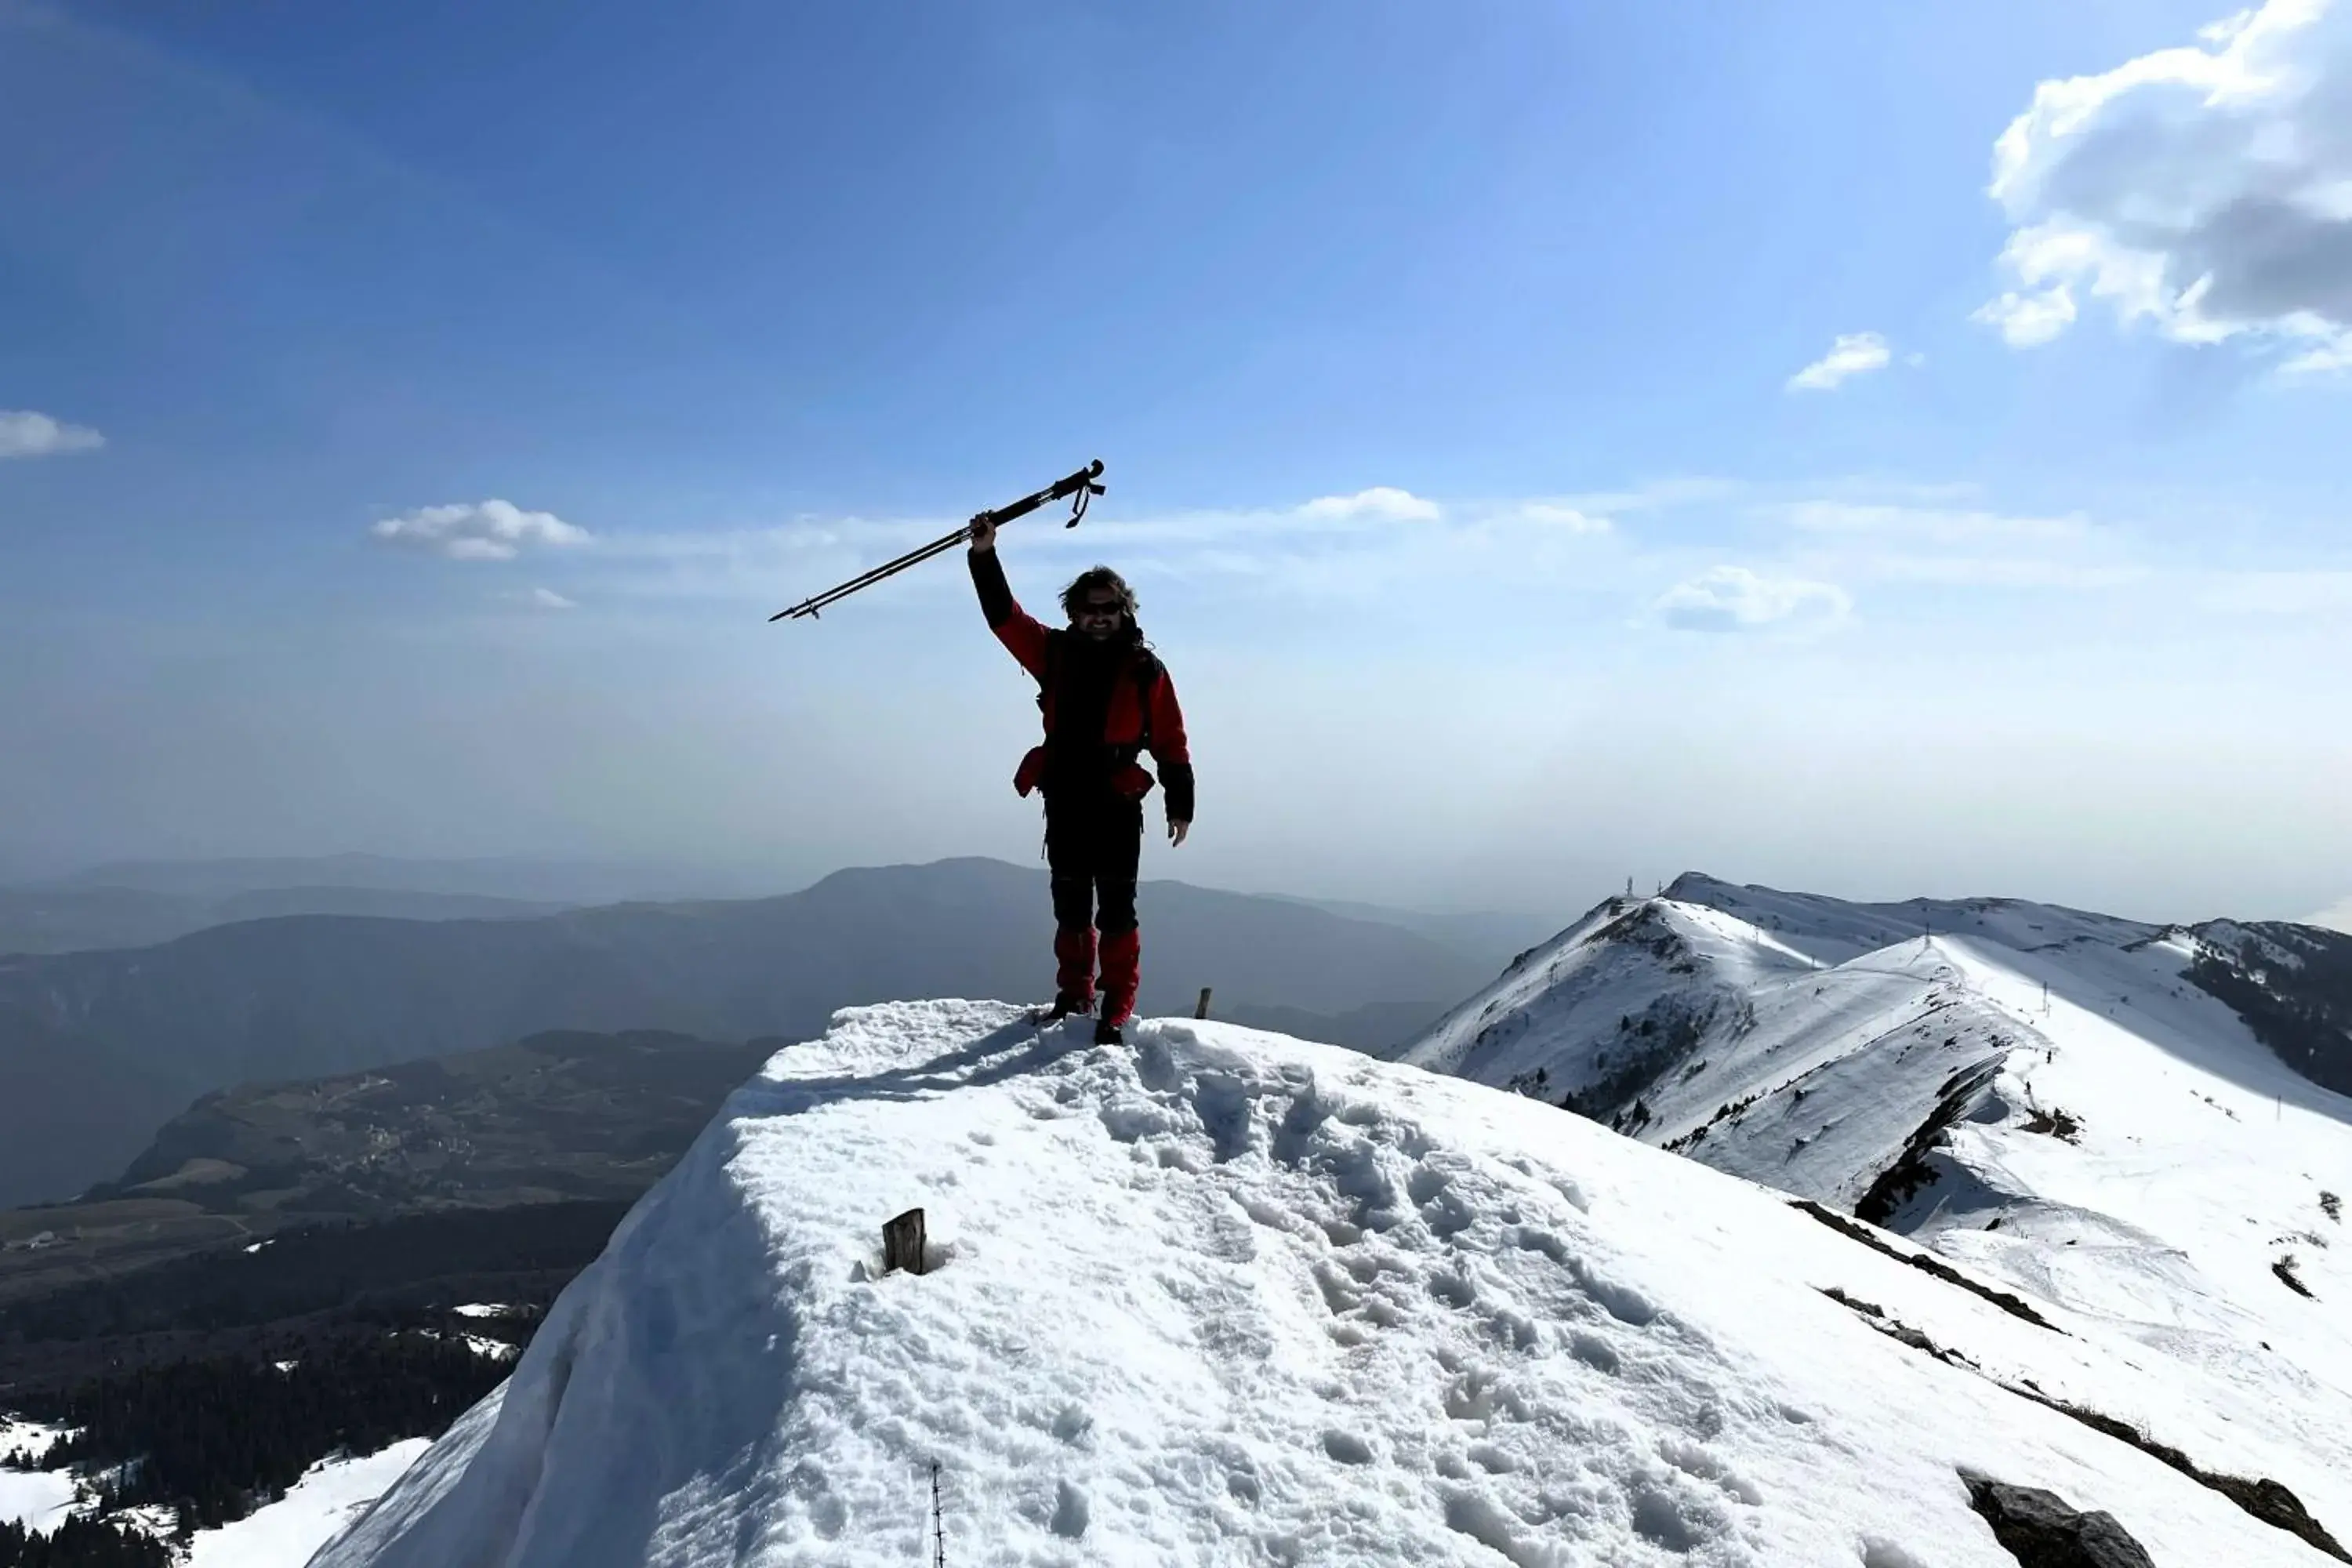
[1075,601,1123,619]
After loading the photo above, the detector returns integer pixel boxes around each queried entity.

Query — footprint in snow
[1428,1271,1477,1309]
[1570,1330,1622,1374]
[1049,1479,1089,1539]
[1570,1258,1662,1327]
[1632,1486,1718,1552]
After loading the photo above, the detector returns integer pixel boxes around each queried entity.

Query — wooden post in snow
[1195,986,1214,1020]
[884,1207,927,1276]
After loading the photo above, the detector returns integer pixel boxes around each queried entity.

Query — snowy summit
[316,996,2347,1566]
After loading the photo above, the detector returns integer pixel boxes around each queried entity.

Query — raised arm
[967,521,1049,678]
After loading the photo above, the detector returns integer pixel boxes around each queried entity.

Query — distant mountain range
[0,1027,773,1313]
[44,852,755,905]
[0,853,750,955]
[0,883,568,956]
[0,858,1498,1206]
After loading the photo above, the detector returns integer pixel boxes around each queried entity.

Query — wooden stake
[884,1207,927,1276]
[1195,986,1214,1020]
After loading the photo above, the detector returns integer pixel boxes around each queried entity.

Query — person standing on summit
[968,512,1192,1044]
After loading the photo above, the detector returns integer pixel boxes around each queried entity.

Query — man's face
[1073,591,1123,641]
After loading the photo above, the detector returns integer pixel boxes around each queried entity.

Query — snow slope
[0,1416,70,1465]
[187,1441,430,1568]
[318,1002,2346,1566]
[0,1466,76,1533]
[1403,876,2352,1551]
[0,1430,426,1564]
[0,1417,77,1532]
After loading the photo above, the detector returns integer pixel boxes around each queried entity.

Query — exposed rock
[1791,1200,2059,1331]
[1962,1479,2154,1567]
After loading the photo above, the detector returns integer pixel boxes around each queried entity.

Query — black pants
[1045,790,1143,934]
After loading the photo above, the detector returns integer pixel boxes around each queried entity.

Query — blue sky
[3,0,2347,924]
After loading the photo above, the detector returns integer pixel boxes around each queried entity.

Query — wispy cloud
[1973,286,2077,348]
[1296,487,1442,522]
[423,476,2308,641]
[1979,0,2352,370]
[2307,897,2352,935]
[1787,333,1892,392]
[1546,477,1744,515]
[0,409,105,459]
[524,586,578,610]
[556,485,1619,612]
[2198,571,2352,615]
[1654,566,1851,635]
[1777,500,2090,548]
[1769,499,2145,590]
[371,500,591,561]
[1515,503,1612,534]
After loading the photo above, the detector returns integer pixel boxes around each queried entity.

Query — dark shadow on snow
[723,1015,1095,1124]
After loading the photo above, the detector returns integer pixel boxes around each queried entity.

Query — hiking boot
[1039,991,1093,1023]
[1094,1014,1125,1047]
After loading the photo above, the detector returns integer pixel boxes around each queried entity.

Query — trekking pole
[931,1458,947,1567]
[768,459,1105,622]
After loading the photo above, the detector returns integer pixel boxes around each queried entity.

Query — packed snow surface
[0,1465,76,1533]
[183,1441,429,1568]
[318,1002,2343,1566]
[0,1417,78,1533]
[0,1426,422,1562]
[0,1416,71,1465]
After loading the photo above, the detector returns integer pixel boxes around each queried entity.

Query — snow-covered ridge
[318,1002,2346,1566]
[1401,877,2352,1555]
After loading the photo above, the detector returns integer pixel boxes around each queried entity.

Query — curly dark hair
[1060,565,1139,626]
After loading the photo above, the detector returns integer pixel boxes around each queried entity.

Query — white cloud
[1516,503,1613,533]
[2282,334,2352,373]
[2308,896,2352,933]
[1295,487,1442,522]
[1769,500,2143,590]
[525,586,578,610]
[1973,285,2079,347]
[1777,501,2090,547]
[2198,569,2352,613]
[1654,566,1852,635]
[370,499,590,561]
[0,409,104,459]
[1787,332,1893,391]
[1979,0,2352,367]
[1553,477,1743,514]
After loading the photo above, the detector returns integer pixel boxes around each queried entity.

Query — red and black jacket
[971,551,1194,822]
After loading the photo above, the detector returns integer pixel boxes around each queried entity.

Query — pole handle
[769,460,1105,622]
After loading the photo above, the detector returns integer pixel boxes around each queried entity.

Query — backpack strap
[1037,630,1062,713]
[1128,648,1161,756]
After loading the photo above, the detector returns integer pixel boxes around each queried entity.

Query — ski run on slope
[318,1000,2348,1566]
